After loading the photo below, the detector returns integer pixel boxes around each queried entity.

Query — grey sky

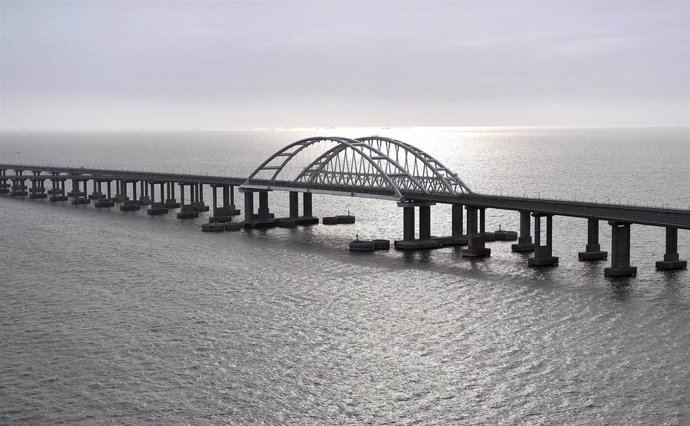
[1,0,688,130]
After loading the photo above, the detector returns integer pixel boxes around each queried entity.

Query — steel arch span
[241,136,473,200]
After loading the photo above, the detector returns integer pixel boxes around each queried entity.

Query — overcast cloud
[1,0,688,129]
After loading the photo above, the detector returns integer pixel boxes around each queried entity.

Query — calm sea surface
[1,127,689,424]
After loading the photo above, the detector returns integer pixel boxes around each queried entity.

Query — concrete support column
[223,186,230,209]
[199,184,204,203]
[303,192,313,217]
[479,208,486,235]
[578,219,608,260]
[656,227,687,270]
[132,181,137,200]
[604,222,637,277]
[258,191,270,219]
[244,191,254,222]
[180,184,185,205]
[466,206,478,235]
[419,205,431,240]
[148,183,154,203]
[289,191,299,218]
[212,186,218,211]
[451,204,464,236]
[512,211,535,252]
[461,206,490,257]
[528,214,558,267]
[403,206,415,241]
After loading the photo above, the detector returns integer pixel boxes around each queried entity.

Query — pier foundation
[578,218,608,261]
[655,227,687,271]
[528,214,558,266]
[241,189,275,228]
[395,201,440,250]
[164,182,180,208]
[177,183,199,219]
[461,206,490,257]
[604,221,637,277]
[148,182,169,215]
[512,211,535,252]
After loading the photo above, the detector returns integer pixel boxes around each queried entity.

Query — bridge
[1,135,688,277]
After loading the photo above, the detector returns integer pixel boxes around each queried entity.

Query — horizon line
[1,124,689,132]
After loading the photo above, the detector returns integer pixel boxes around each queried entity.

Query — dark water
[1,127,689,424]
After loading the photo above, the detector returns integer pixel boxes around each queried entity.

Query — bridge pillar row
[528,214,558,267]
[656,227,687,271]
[604,221,637,277]
[461,206,491,257]
[511,211,535,252]
[578,218,608,261]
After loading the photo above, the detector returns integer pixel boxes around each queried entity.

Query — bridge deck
[2,163,688,230]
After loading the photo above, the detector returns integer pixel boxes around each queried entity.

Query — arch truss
[241,136,472,199]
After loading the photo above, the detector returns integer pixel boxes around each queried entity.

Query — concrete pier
[191,183,209,212]
[512,211,535,252]
[450,203,468,245]
[89,179,106,201]
[461,206,491,257]
[94,180,115,207]
[70,179,90,204]
[655,227,687,271]
[139,180,151,205]
[395,201,440,250]
[10,173,28,196]
[528,214,558,266]
[209,184,240,222]
[479,207,496,241]
[164,182,180,208]
[578,218,608,261]
[282,191,318,226]
[147,182,169,215]
[177,183,199,219]
[29,174,47,199]
[604,221,637,277]
[120,181,141,211]
[0,169,8,194]
[241,189,275,228]
[49,179,68,201]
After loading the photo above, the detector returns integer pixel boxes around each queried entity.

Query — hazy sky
[1,0,688,130]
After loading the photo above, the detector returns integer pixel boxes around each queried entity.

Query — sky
[0,0,688,130]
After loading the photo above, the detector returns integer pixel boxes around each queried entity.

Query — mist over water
[1,127,689,424]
